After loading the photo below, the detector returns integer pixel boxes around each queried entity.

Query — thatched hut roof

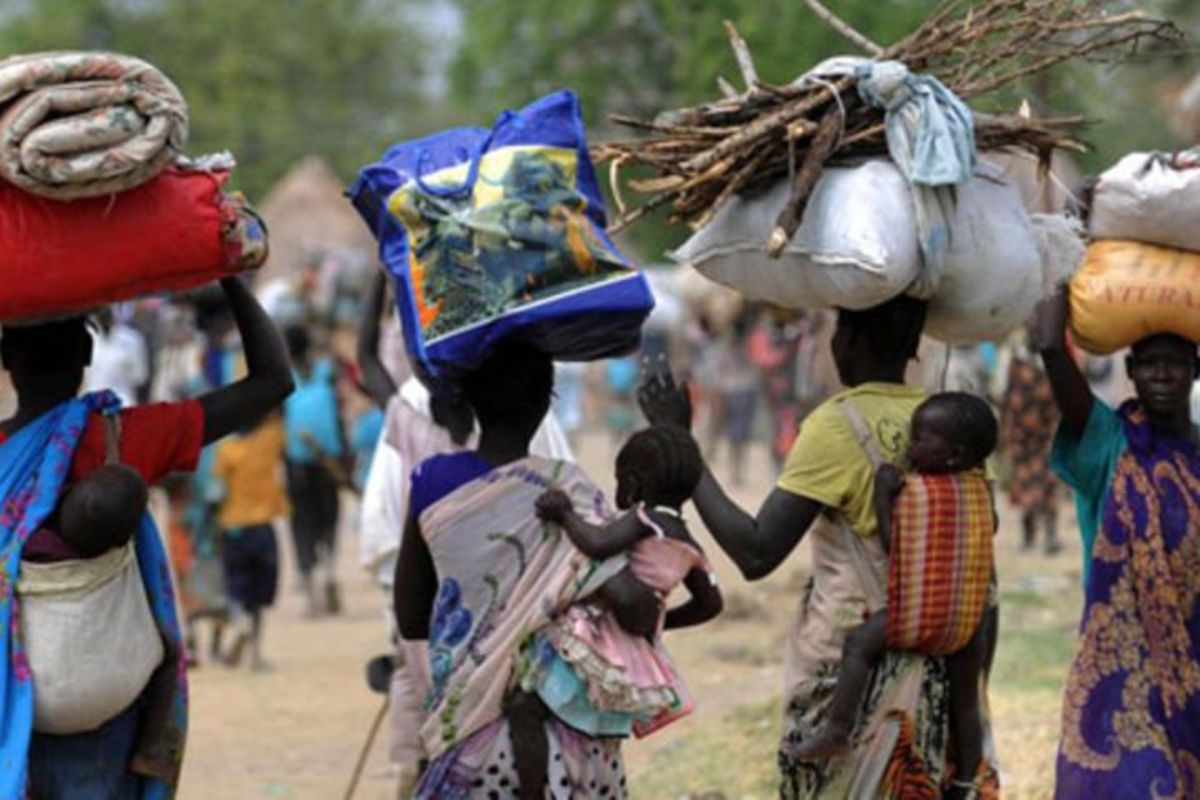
[255,156,376,284]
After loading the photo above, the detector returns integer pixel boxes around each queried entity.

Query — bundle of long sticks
[595,0,1182,255]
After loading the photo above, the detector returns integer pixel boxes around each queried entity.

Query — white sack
[1090,151,1200,252]
[925,168,1044,344]
[671,159,921,311]
[20,543,163,734]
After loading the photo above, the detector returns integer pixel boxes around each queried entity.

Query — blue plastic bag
[350,90,654,387]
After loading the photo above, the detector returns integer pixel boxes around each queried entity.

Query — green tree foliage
[448,0,933,131]
[446,1,934,258]
[447,0,1199,257]
[0,0,428,197]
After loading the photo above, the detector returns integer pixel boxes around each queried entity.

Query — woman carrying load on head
[1031,288,1200,800]
[356,273,574,795]
[0,277,292,799]
[640,293,1000,799]
[395,342,658,798]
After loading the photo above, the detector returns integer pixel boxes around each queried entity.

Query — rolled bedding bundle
[0,52,187,200]
[0,164,267,323]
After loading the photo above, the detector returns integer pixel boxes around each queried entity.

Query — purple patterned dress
[1054,402,1200,798]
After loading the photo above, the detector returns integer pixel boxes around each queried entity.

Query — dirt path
[179,434,1078,799]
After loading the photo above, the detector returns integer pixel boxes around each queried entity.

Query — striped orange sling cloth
[884,471,993,655]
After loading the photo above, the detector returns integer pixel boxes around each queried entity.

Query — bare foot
[785,723,852,762]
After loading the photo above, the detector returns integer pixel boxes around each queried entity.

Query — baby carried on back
[18,411,181,777]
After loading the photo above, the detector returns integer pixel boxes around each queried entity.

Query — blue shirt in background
[284,358,343,463]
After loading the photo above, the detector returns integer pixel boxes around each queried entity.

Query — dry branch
[723,20,760,90]
[598,1,1182,241]
[800,0,884,56]
[768,110,843,257]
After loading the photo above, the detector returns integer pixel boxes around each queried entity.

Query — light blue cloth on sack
[855,61,976,291]
[797,57,978,296]
[854,61,976,187]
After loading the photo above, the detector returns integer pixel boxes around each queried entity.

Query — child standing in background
[212,414,289,671]
[283,325,347,616]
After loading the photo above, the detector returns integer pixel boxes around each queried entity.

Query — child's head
[614,426,703,510]
[907,392,997,475]
[59,465,149,558]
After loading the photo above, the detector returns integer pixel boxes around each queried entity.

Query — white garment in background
[85,324,149,406]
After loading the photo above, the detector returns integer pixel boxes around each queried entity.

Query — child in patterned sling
[787,392,997,799]
[51,464,181,778]
[507,425,723,800]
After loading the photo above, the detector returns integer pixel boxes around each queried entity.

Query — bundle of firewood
[595,0,1181,255]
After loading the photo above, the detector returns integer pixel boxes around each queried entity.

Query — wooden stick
[717,76,740,99]
[767,110,841,258]
[692,149,770,230]
[607,190,676,234]
[681,76,854,174]
[801,0,885,57]
[608,155,629,217]
[629,174,685,193]
[607,114,732,137]
[723,20,759,90]
[343,698,389,800]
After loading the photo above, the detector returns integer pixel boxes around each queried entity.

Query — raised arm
[356,271,398,410]
[1030,286,1092,439]
[198,278,294,445]
[664,567,723,630]
[535,489,645,559]
[639,368,821,581]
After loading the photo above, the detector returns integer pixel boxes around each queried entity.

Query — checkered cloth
[885,471,994,655]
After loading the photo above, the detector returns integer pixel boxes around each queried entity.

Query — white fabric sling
[18,413,163,734]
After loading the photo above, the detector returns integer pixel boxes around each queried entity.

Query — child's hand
[874,464,905,497]
[535,489,573,523]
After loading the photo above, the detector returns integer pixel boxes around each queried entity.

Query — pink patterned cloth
[549,526,710,735]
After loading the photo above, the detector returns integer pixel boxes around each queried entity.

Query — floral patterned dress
[410,454,628,799]
[1000,352,1061,516]
[1052,400,1200,798]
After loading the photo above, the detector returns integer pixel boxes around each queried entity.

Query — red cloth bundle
[0,167,264,322]
[885,471,994,656]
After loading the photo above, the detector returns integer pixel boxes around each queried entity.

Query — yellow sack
[1069,240,1200,354]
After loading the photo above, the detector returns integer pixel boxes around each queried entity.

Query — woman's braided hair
[615,425,703,507]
